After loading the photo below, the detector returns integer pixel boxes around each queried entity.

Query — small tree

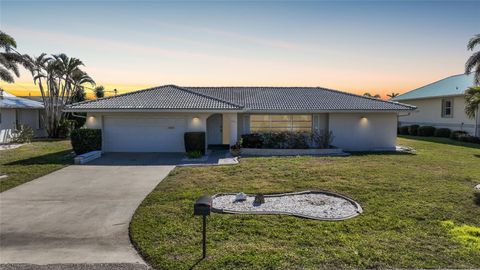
[465,34,480,85]
[465,86,480,136]
[94,85,105,99]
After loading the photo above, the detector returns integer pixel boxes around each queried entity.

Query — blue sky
[1,0,479,97]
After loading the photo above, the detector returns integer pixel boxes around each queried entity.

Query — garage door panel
[103,117,187,152]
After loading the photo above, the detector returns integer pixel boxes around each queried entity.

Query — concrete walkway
[0,164,174,267]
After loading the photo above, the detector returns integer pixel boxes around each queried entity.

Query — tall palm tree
[0,31,25,83]
[387,92,400,99]
[466,34,480,85]
[464,86,480,136]
[94,85,105,99]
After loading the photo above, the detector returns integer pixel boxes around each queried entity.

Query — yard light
[193,195,212,259]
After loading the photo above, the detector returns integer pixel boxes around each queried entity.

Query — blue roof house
[392,74,479,136]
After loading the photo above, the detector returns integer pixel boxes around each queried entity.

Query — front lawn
[0,140,73,192]
[130,137,480,269]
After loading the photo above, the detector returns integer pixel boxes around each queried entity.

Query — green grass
[130,137,480,269]
[0,140,73,192]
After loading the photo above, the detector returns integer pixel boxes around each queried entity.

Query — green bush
[70,129,102,155]
[408,125,420,136]
[456,134,480,144]
[184,132,205,155]
[418,126,436,136]
[241,133,263,148]
[186,150,203,159]
[399,126,410,135]
[434,128,451,138]
[450,130,468,140]
[11,125,34,143]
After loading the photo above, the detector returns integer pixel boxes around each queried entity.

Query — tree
[0,31,26,83]
[387,92,400,99]
[24,53,95,137]
[466,34,480,85]
[363,92,381,99]
[464,86,480,136]
[94,85,105,99]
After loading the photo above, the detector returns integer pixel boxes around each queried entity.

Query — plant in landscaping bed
[434,128,451,138]
[230,139,242,156]
[184,132,205,155]
[311,129,334,149]
[241,133,263,148]
[418,126,436,136]
[450,130,469,140]
[10,125,34,143]
[408,125,420,136]
[186,150,202,159]
[457,134,480,144]
[70,129,102,155]
[399,125,410,135]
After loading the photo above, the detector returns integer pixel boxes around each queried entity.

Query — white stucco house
[392,74,480,136]
[65,85,415,152]
[0,90,46,143]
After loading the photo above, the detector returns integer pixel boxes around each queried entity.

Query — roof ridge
[393,73,468,100]
[175,85,244,108]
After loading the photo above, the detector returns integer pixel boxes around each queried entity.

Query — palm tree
[466,34,480,85]
[0,31,25,83]
[387,92,400,99]
[363,92,381,99]
[24,53,95,137]
[94,85,105,99]
[464,86,480,136]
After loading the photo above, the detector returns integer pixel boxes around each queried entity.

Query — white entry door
[103,116,188,152]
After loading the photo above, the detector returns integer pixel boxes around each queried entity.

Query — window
[441,99,453,118]
[250,114,312,132]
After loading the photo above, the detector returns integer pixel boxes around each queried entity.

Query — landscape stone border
[211,190,363,221]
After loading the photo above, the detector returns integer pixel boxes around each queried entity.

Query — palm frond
[464,86,480,119]
[467,34,480,51]
[0,66,15,83]
[0,31,17,51]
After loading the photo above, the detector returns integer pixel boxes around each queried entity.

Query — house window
[441,99,453,118]
[250,114,312,132]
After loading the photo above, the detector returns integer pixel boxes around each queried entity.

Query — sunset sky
[1,0,479,98]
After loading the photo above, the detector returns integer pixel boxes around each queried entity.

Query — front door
[207,114,223,145]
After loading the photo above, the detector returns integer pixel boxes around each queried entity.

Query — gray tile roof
[66,85,415,112]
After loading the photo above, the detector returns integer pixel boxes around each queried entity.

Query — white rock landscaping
[212,190,362,220]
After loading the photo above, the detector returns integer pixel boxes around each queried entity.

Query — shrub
[230,139,242,156]
[408,125,420,136]
[399,125,410,135]
[457,134,480,144]
[58,119,75,138]
[241,133,263,148]
[11,125,34,143]
[418,126,436,136]
[311,130,334,149]
[70,129,102,155]
[434,128,451,138]
[184,132,205,155]
[186,150,203,159]
[450,130,468,140]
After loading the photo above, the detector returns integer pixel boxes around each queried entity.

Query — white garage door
[103,116,188,152]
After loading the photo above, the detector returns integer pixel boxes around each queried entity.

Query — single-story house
[0,90,46,143]
[65,85,415,152]
[392,74,480,136]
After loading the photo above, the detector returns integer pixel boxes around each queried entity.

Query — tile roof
[392,74,475,101]
[0,91,44,109]
[66,85,415,112]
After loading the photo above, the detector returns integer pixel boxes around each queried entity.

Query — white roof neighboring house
[392,74,479,136]
[0,90,44,109]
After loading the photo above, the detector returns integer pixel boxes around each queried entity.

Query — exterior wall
[222,113,238,145]
[0,108,46,143]
[328,113,398,151]
[398,96,479,135]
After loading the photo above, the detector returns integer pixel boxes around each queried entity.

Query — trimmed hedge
[70,129,102,155]
[399,126,410,135]
[457,134,480,144]
[450,130,468,140]
[434,128,451,138]
[408,125,420,136]
[184,132,205,155]
[241,133,263,148]
[418,126,436,137]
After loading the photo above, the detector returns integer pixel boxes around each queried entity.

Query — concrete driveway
[0,161,174,268]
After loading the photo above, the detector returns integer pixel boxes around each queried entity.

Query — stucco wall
[329,113,397,151]
[1,108,46,143]
[0,108,16,143]
[398,96,479,135]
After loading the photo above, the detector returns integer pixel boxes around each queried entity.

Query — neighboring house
[392,74,480,136]
[0,90,46,143]
[65,85,415,152]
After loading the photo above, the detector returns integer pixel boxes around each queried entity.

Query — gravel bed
[212,191,362,220]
